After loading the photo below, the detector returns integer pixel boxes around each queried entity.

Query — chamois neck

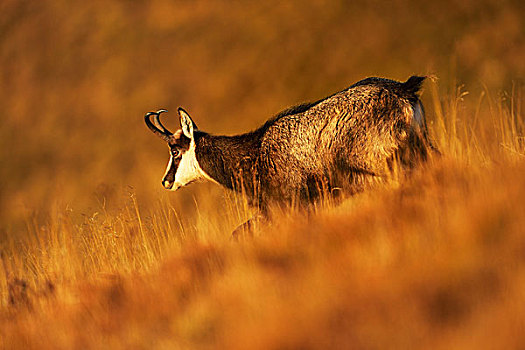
[195,131,261,194]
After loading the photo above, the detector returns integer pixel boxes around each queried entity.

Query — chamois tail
[402,75,426,97]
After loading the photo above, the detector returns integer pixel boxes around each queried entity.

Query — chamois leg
[231,213,267,241]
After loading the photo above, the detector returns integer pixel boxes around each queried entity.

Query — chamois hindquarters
[402,76,428,134]
[392,76,437,168]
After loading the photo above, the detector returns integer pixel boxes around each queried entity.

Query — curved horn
[145,109,172,142]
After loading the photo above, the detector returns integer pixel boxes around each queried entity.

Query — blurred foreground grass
[1,1,525,349]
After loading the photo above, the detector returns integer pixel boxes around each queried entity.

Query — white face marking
[165,140,217,191]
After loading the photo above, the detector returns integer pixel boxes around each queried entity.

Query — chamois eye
[171,149,181,158]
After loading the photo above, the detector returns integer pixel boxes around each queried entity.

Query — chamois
[145,76,435,232]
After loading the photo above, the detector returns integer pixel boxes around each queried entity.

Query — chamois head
[145,108,207,191]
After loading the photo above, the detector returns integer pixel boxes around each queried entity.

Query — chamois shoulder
[255,101,321,134]
[254,87,349,135]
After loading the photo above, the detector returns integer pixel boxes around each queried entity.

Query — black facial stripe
[164,157,181,183]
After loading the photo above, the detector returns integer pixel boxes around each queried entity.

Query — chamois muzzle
[163,179,174,190]
[144,109,172,142]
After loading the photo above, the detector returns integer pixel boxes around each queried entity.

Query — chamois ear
[178,107,198,139]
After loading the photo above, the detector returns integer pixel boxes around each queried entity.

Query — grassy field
[1,1,525,349]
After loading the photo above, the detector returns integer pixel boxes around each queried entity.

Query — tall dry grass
[1,0,525,349]
[1,79,524,349]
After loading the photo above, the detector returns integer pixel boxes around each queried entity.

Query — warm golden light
[1,1,524,348]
